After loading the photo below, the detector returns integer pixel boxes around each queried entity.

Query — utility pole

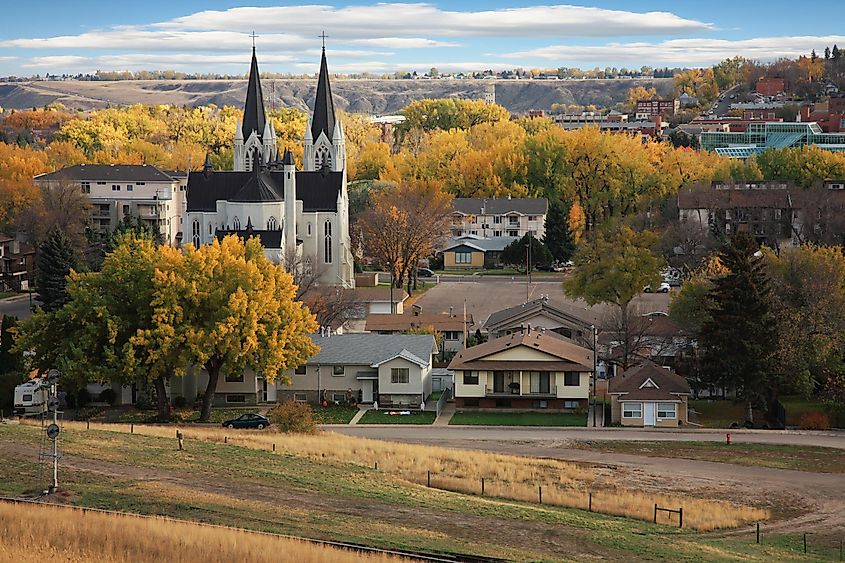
[525,237,531,301]
[591,326,597,428]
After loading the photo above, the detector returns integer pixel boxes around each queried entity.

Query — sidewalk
[348,406,371,425]
[433,402,455,426]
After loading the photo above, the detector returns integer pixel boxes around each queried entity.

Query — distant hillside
[0,78,674,115]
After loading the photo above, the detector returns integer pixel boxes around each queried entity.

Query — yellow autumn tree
[151,235,318,421]
[567,200,586,242]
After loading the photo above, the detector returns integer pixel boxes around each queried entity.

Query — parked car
[417,268,435,278]
[643,282,670,293]
[221,413,271,429]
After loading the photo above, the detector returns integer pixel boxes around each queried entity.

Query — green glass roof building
[700,122,845,159]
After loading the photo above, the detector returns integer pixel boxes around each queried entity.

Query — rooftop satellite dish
[46,423,60,440]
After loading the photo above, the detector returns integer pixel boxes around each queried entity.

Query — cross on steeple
[319,31,328,50]
[250,31,259,49]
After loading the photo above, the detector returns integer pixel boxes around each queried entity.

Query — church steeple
[310,46,336,144]
[242,46,267,142]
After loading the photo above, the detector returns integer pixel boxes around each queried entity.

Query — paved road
[0,294,36,320]
[331,425,845,449]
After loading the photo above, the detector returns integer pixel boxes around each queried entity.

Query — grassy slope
[450,411,587,426]
[571,440,845,473]
[0,424,833,562]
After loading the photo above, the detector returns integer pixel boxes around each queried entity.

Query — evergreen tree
[500,233,553,272]
[544,200,576,263]
[698,234,778,423]
[0,315,21,374]
[825,46,831,60]
[833,45,841,61]
[36,228,79,312]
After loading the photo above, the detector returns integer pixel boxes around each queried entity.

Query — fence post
[839,539,842,561]
[224,436,227,444]
[803,533,807,554]
[589,492,593,512]
[538,486,542,504]
[654,503,657,524]
[427,470,431,488]
[87,420,90,430]
[272,443,276,452]
[679,507,683,529]
[130,423,134,434]
[756,522,760,544]
[374,461,378,470]
[481,478,485,496]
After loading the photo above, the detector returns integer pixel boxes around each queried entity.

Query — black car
[417,268,435,278]
[221,413,271,429]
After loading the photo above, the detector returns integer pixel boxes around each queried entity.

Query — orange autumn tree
[0,142,50,228]
[360,179,453,292]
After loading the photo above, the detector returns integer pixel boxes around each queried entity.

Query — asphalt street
[0,294,36,320]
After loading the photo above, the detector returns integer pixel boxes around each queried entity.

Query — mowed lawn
[450,411,587,426]
[358,410,436,424]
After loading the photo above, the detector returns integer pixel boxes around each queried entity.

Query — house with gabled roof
[482,295,595,346]
[607,362,691,427]
[449,327,593,410]
[277,333,437,408]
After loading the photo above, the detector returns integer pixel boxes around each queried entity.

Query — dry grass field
[73,421,768,531]
[0,502,405,563]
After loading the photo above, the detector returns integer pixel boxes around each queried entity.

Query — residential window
[324,220,332,264]
[112,184,120,191]
[80,182,90,194]
[97,181,106,185]
[294,365,307,375]
[293,393,307,402]
[657,402,677,419]
[493,216,501,224]
[493,230,502,237]
[444,331,459,341]
[332,365,344,376]
[463,371,479,385]
[455,251,472,264]
[136,182,145,186]
[332,393,346,403]
[508,216,519,226]
[126,184,133,192]
[528,215,536,221]
[529,371,551,394]
[226,394,246,403]
[391,367,410,384]
[507,230,518,237]
[563,371,580,386]
[622,402,643,418]
[225,373,244,383]
[563,400,579,409]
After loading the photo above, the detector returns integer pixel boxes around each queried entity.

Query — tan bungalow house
[365,311,473,353]
[607,362,691,427]
[449,328,593,410]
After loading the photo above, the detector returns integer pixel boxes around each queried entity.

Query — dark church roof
[186,169,342,213]
[242,47,267,141]
[311,48,336,142]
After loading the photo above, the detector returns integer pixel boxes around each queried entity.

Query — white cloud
[158,3,712,38]
[503,35,845,65]
[2,30,308,51]
[293,60,515,74]
[350,37,460,49]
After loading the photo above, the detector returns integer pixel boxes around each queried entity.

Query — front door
[493,372,505,394]
[643,402,656,427]
[362,380,374,403]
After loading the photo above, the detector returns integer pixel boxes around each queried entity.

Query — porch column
[519,371,524,396]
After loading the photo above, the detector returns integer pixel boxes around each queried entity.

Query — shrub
[173,395,187,409]
[268,401,316,434]
[76,388,91,408]
[98,388,117,405]
[799,411,830,430]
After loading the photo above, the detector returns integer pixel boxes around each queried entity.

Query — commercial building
[34,164,184,245]
[700,122,845,158]
[635,98,679,118]
[441,235,518,270]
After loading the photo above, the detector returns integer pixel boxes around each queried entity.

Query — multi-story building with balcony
[450,197,548,239]
[34,164,184,246]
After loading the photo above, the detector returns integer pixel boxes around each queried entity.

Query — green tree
[544,200,576,262]
[397,98,510,138]
[36,228,79,312]
[699,234,778,423]
[564,226,663,365]
[500,233,553,271]
[152,235,319,422]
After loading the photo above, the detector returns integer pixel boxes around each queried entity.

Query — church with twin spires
[184,45,355,288]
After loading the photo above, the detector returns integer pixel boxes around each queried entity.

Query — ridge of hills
[0,78,673,114]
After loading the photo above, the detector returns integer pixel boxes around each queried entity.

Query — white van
[13,380,48,416]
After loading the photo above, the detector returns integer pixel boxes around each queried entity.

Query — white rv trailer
[13,379,48,416]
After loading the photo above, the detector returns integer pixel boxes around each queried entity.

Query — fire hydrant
[726,432,731,446]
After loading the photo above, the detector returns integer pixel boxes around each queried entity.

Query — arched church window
[316,145,332,168]
[268,217,278,230]
[307,222,312,236]
[233,216,241,230]
[192,220,200,247]
[324,220,332,264]
[208,223,213,235]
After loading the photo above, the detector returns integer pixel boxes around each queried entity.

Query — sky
[1,1,844,76]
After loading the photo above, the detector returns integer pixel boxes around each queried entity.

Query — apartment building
[34,164,184,246]
[450,197,548,239]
